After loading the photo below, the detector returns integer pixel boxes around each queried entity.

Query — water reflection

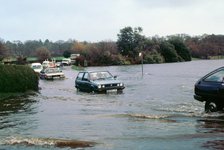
[0,94,37,116]
[0,94,38,131]
[196,115,224,150]
[203,140,224,150]
[197,117,224,133]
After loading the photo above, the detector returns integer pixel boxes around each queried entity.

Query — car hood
[91,79,122,85]
[34,68,42,73]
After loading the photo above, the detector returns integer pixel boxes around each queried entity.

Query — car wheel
[205,101,217,113]
[117,89,123,94]
[91,88,96,94]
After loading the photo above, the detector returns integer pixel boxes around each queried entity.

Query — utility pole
[139,52,143,78]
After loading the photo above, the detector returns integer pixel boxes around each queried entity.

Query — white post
[139,52,143,78]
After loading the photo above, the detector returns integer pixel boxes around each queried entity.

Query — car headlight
[98,85,105,88]
[120,83,123,86]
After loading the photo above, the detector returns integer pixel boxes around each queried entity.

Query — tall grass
[0,65,39,93]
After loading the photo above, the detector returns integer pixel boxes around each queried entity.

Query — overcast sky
[0,0,224,42]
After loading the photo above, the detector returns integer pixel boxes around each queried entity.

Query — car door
[75,72,84,90]
[82,72,92,92]
[201,68,224,98]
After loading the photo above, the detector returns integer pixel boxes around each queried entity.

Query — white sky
[0,0,224,42]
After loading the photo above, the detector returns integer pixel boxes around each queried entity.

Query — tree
[0,40,6,61]
[24,40,43,56]
[117,26,146,60]
[36,47,51,62]
[71,41,86,54]
[185,34,224,59]
[63,50,71,58]
[144,50,164,64]
[11,40,25,57]
[160,42,179,62]
[168,37,191,61]
[117,26,134,56]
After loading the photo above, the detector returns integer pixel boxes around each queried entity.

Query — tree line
[1,27,224,66]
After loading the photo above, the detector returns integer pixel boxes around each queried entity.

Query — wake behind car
[40,68,65,80]
[194,67,224,112]
[75,71,125,93]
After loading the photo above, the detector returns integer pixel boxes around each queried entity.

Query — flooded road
[1,59,224,149]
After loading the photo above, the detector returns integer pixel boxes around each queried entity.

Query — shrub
[0,65,39,93]
[160,42,179,62]
[144,51,165,64]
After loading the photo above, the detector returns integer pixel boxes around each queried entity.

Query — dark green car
[75,71,125,93]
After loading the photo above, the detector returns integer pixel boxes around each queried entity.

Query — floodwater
[1,60,224,150]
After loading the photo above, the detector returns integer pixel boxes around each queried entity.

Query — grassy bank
[0,65,39,95]
[71,65,85,71]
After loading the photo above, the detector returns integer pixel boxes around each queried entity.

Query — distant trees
[8,41,25,57]
[63,50,71,58]
[117,27,191,64]
[36,47,51,62]
[4,39,74,58]
[2,28,224,66]
[159,41,179,62]
[185,34,224,59]
[0,40,7,61]
[90,41,119,65]
[71,42,86,54]
[71,41,120,66]
[168,36,191,61]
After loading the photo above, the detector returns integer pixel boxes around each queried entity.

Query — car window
[47,69,54,73]
[32,65,42,69]
[89,71,113,80]
[204,69,224,82]
[83,73,89,81]
[45,68,60,73]
[77,72,84,80]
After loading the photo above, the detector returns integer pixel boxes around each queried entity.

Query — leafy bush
[160,42,179,62]
[0,65,39,93]
[144,51,165,64]
[169,38,191,61]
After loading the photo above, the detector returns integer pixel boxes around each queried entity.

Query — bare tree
[36,47,51,62]
[0,40,7,61]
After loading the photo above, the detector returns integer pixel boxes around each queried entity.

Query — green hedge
[0,65,39,93]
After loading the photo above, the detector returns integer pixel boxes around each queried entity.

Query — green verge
[0,65,39,98]
[72,65,85,71]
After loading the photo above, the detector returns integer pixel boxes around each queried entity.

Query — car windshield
[45,68,61,73]
[204,69,224,82]
[89,71,113,80]
[32,65,42,69]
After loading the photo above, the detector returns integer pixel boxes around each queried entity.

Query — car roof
[31,63,41,66]
[78,71,109,73]
[44,67,60,70]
